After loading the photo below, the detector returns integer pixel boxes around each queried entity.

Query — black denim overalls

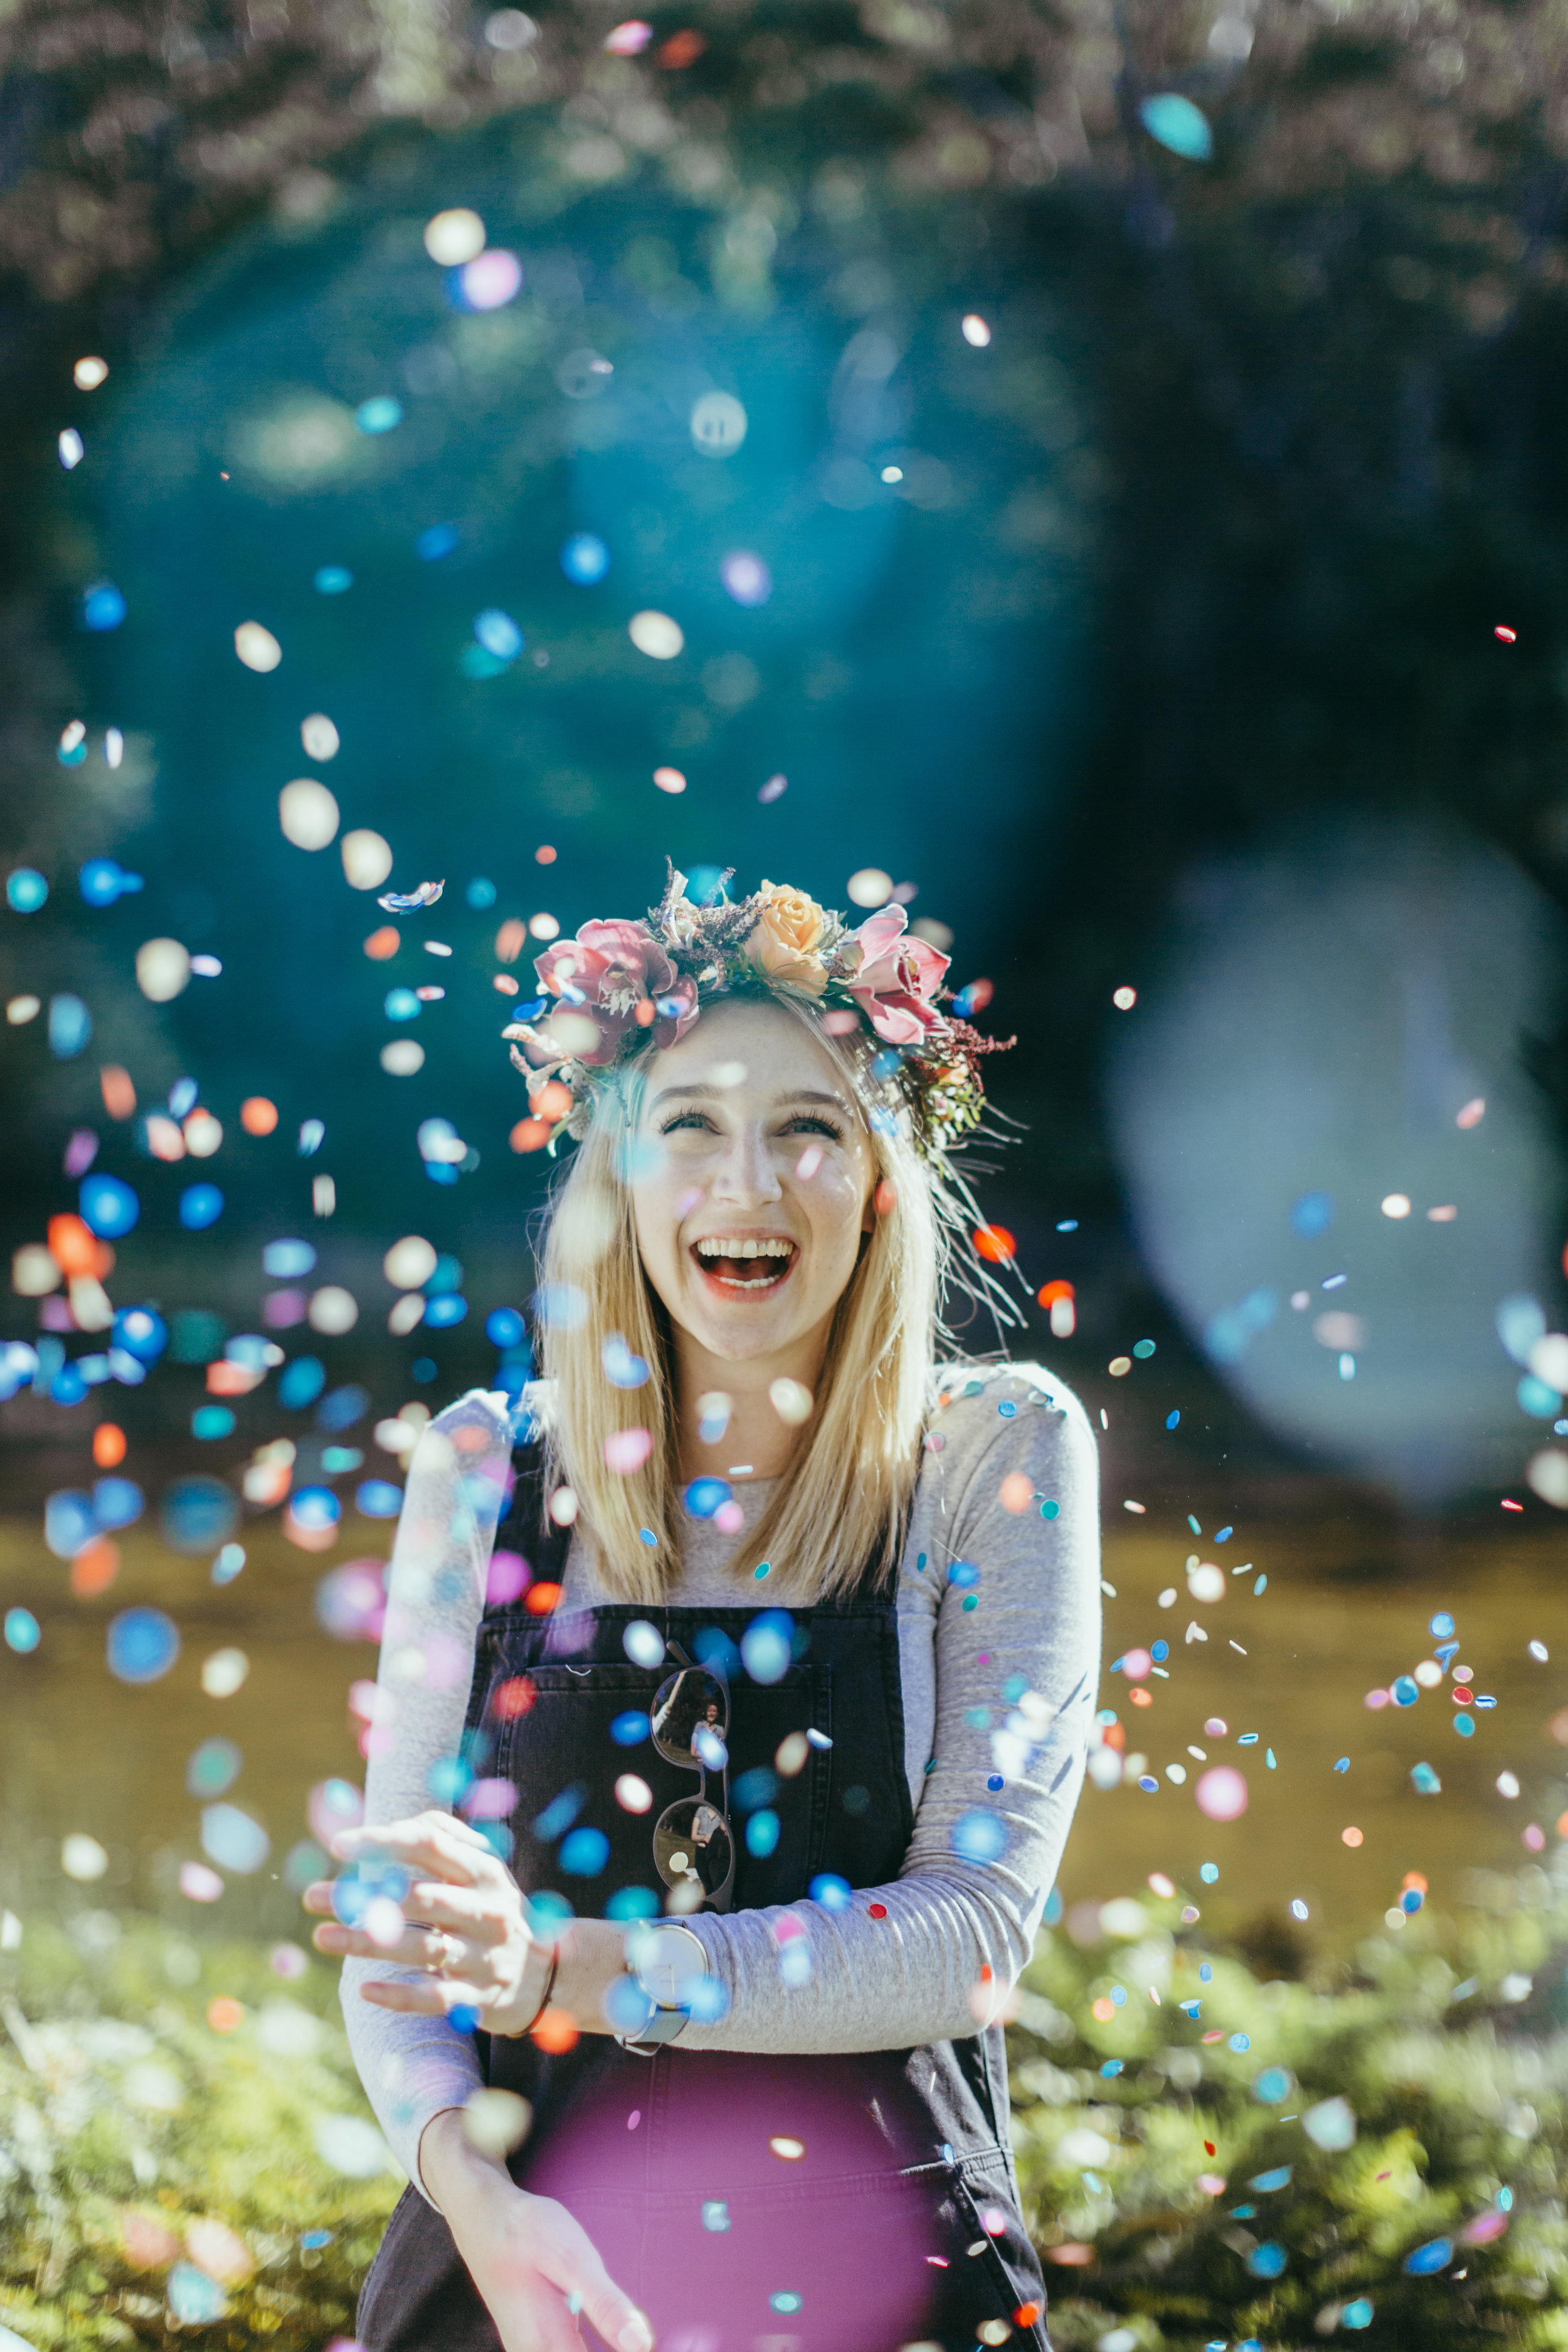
[358,1450,1049,2352]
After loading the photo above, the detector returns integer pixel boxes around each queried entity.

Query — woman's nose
[711,1123,782,1205]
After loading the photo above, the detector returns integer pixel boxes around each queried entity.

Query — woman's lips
[688,1241,798,1295]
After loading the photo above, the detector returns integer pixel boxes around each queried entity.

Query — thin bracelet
[519,1944,559,2035]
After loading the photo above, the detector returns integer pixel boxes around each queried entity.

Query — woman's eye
[659,1112,714,1136]
[781,1115,843,1140]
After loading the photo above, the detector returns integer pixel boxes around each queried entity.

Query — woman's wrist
[553,1916,627,2031]
[418,2104,513,2212]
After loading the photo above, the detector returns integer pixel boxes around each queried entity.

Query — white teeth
[695,1237,792,1261]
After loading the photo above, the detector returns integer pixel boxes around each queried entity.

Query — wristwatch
[615,1921,707,2055]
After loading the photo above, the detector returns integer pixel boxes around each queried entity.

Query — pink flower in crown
[535,919,698,1062]
[840,906,951,1045]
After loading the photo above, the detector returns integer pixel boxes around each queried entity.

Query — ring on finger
[424,1930,456,1976]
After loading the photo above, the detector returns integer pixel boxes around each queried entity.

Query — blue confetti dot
[279,1357,326,1410]
[1342,2299,1374,2330]
[1392,1675,1419,1707]
[1253,2068,1291,2104]
[80,857,129,906]
[745,1809,781,1857]
[605,1885,661,1919]
[191,1405,235,1441]
[356,1480,403,1519]
[1229,2032,1251,2053]
[425,1293,468,1329]
[638,1527,658,1547]
[987,1774,1004,1791]
[474,608,523,660]
[6,867,48,911]
[559,1826,610,1877]
[1138,1776,1158,1793]
[610,1711,650,1747]
[1215,1525,1232,1542]
[1244,2241,1286,2279]
[5,1608,40,1653]
[49,993,92,1058]
[685,1476,732,1520]
[107,1606,180,1683]
[768,2294,802,2316]
[1041,1498,1060,1520]
[112,1306,166,1363]
[356,395,403,434]
[1431,1611,1456,1638]
[80,1174,138,1237]
[809,1873,852,1912]
[291,1488,341,1534]
[416,522,459,561]
[951,1809,1008,1863]
[179,1184,224,1231]
[1166,1410,1180,1431]
[314,564,353,594]
[1454,1712,1475,1737]
[1290,1189,1333,1238]
[1140,92,1214,159]
[384,988,420,1022]
[467,877,498,909]
[160,1475,240,1553]
[1403,2237,1453,2277]
[486,1307,525,1347]
[81,581,126,631]
[1334,1756,1350,1773]
[561,532,610,584]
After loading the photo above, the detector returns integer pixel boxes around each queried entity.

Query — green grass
[0,1915,399,2349]
[4,1875,1567,2349]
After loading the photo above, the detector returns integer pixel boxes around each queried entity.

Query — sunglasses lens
[650,1668,729,1767]
[654,1796,733,1897]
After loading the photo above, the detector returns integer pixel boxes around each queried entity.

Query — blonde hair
[532,993,950,1602]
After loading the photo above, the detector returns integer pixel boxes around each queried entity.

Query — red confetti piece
[867,1902,887,1919]
[1495,625,1517,642]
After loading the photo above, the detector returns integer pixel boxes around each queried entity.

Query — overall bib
[358,1453,1049,2352]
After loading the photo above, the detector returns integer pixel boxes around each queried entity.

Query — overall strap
[489,1438,571,1611]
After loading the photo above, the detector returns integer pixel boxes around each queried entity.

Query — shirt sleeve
[337,1387,513,2199]
[675,1370,1102,2054]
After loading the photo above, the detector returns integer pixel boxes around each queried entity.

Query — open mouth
[690,1237,798,1293]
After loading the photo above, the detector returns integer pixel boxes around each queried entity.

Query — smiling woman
[541,992,935,1602]
[310,867,1101,2352]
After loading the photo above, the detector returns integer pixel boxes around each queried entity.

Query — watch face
[635,1922,707,2008]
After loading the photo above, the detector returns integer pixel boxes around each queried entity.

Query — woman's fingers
[330,1811,501,1879]
[534,2216,654,2352]
[312,1917,451,1969]
[405,1881,512,1939]
[356,1973,494,2018]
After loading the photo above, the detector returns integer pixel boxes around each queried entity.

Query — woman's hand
[420,2109,654,2352]
[304,1809,558,2037]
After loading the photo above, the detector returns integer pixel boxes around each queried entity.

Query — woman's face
[630,997,876,1370]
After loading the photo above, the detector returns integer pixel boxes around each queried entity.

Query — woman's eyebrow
[649,1083,851,1111]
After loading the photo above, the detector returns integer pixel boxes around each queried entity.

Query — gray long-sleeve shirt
[341,1360,1100,2193]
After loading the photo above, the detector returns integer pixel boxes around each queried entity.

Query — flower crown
[503,864,1009,1158]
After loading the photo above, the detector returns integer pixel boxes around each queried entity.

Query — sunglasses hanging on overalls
[649,1651,735,1913]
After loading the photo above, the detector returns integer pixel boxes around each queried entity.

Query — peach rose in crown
[745,881,829,997]
[841,906,950,1044]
